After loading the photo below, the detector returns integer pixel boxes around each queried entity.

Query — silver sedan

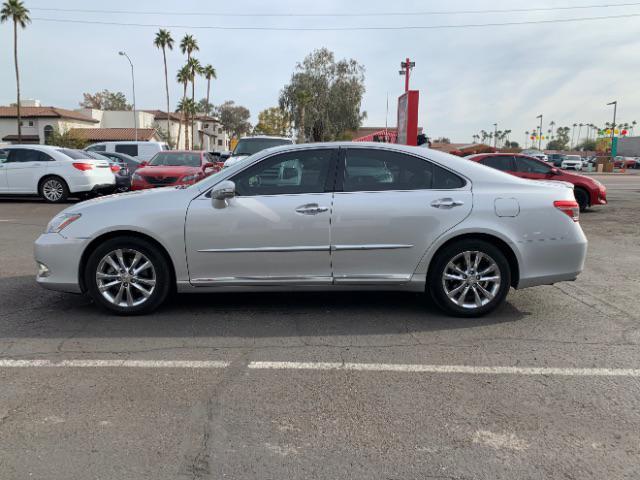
[34,142,587,317]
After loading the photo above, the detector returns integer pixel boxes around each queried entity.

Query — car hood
[135,165,200,176]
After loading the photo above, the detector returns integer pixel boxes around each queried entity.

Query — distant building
[0,100,231,152]
[617,136,640,157]
[0,105,99,144]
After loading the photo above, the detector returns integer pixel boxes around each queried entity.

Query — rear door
[330,147,472,285]
[513,156,556,180]
[478,155,517,175]
[5,148,50,193]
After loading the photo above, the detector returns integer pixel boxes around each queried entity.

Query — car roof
[239,136,293,141]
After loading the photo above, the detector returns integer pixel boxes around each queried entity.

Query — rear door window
[7,149,40,163]
[481,155,515,171]
[115,144,139,157]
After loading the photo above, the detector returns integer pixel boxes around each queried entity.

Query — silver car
[35,143,587,317]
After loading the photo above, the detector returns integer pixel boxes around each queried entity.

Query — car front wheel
[429,239,511,317]
[85,237,171,315]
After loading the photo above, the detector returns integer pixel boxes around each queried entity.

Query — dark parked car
[93,151,142,191]
[83,151,139,192]
[467,153,607,211]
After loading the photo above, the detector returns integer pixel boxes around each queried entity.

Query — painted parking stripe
[248,361,640,377]
[0,359,230,369]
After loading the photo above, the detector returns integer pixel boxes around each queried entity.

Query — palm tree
[1,0,30,143]
[176,65,190,149]
[186,57,202,149]
[154,29,174,147]
[631,120,637,136]
[571,123,577,148]
[549,120,556,139]
[525,130,530,147]
[577,123,584,147]
[179,35,199,149]
[202,64,217,116]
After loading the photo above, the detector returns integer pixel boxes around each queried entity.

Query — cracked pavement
[0,174,639,479]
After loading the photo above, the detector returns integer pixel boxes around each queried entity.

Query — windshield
[233,138,292,156]
[149,152,202,167]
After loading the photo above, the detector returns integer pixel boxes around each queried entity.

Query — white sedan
[0,145,115,202]
[35,143,587,317]
[561,155,583,171]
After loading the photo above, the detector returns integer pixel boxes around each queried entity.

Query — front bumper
[34,233,86,294]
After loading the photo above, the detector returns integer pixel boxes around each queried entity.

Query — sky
[1,0,640,146]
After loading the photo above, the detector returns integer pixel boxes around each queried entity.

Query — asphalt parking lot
[0,174,639,479]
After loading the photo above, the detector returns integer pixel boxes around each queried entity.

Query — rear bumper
[516,224,588,289]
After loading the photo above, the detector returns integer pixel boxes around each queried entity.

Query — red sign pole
[404,57,410,92]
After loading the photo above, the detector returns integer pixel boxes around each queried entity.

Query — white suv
[0,145,115,203]
[561,155,583,171]
[85,141,169,162]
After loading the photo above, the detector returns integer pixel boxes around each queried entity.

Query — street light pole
[536,114,543,150]
[493,123,498,148]
[607,101,617,158]
[119,51,137,141]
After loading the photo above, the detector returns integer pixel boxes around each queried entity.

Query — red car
[467,153,607,211]
[131,151,220,190]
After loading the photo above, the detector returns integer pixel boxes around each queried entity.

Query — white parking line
[248,361,640,377]
[0,359,230,369]
[1,359,639,377]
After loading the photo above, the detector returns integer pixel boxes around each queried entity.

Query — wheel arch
[78,230,177,293]
[38,174,69,192]
[573,185,591,207]
[425,232,520,288]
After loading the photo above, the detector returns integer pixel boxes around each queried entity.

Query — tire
[84,236,171,315]
[39,176,69,203]
[428,239,511,317]
[574,188,589,212]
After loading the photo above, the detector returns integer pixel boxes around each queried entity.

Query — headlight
[46,213,82,233]
[181,174,199,183]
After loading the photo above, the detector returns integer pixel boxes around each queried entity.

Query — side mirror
[550,167,560,175]
[219,151,231,160]
[139,161,148,167]
[210,180,236,203]
[203,162,215,170]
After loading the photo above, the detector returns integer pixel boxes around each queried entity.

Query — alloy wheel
[442,250,501,310]
[96,248,156,308]
[42,179,64,202]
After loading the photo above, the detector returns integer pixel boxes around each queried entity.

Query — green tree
[577,139,596,151]
[202,64,217,116]
[279,48,366,142]
[180,35,199,149]
[154,29,174,147]
[1,0,30,143]
[217,100,251,138]
[546,126,571,150]
[254,107,291,136]
[196,98,215,115]
[80,90,132,110]
[176,65,190,149]
[46,127,87,149]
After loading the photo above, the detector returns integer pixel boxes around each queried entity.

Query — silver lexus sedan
[34,142,587,317]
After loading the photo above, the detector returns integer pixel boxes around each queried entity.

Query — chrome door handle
[295,203,329,215]
[431,198,464,209]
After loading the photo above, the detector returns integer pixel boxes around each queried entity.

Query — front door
[330,147,472,284]
[5,148,47,193]
[513,155,556,180]
[185,148,337,286]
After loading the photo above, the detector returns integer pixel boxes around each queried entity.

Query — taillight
[110,164,121,173]
[554,200,579,222]
[72,162,94,171]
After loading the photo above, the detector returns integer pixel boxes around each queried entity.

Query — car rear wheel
[429,239,511,317]
[85,237,171,315]
[574,188,589,212]
[39,176,69,203]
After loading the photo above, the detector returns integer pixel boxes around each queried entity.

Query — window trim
[218,148,339,198]
[335,147,468,193]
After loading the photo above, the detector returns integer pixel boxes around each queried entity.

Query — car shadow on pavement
[0,276,525,339]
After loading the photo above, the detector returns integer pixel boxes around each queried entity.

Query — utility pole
[398,58,415,92]
[607,101,617,158]
[536,114,543,150]
[493,123,498,148]
[119,51,137,141]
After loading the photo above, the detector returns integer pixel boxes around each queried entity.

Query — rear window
[86,144,106,152]
[149,152,202,167]
[57,149,93,160]
[115,144,139,157]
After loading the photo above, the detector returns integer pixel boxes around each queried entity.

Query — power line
[28,2,640,17]
[30,13,640,31]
